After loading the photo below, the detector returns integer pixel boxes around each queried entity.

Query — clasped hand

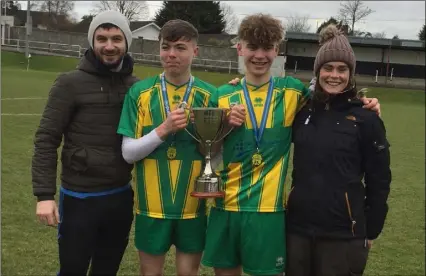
[159,107,188,136]
[227,104,246,127]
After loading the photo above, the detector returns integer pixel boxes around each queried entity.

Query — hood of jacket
[77,48,134,77]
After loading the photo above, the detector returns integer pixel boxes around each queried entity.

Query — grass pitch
[1,51,425,275]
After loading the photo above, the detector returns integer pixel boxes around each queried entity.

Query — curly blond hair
[238,13,284,46]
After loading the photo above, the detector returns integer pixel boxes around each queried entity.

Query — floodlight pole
[25,0,30,58]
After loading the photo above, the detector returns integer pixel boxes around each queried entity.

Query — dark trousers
[57,187,134,276]
[286,232,370,276]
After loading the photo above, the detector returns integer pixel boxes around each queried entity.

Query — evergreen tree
[418,24,425,41]
[317,17,339,33]
[154,1,226,34]
[317,17,350,35]
[1,1,21,15]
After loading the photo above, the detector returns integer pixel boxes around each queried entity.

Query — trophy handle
[184,128,201,143]
[214,125,234,142]
[178,101,201,143]
[213,102,239,143]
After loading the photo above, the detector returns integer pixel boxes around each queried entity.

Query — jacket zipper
[345,192,356,236]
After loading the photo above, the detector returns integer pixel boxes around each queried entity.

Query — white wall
[0,25,4,45]
[287,42,385,62]
[384,48,425,66]
[132,25,160,41]
[0,16,14,45]
[352,46,383,62]
[286,42,318,57]
[286,41,425,66]
[0,15,14,25]
[238,56,287,76]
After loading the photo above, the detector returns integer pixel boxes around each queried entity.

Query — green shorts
[202,207,286,275]
[134,214,207,255]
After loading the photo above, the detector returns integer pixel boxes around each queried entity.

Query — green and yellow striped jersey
[214,76,310,212]
[117,74,218,219]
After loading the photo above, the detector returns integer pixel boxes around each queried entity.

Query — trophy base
[190,191,225,198]
[191,176,225,198]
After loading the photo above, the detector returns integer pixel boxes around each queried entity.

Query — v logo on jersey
[254,97,264,107]
[169,160,182,203]
[248,162,264,198]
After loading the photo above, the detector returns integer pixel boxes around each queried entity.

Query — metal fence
[3,39,240,73]
[4,39,82,58]
[130,52,239,74]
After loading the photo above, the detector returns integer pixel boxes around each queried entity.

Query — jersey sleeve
[295,78,312,112]
[217,84,241,109]
[117,85,141,138]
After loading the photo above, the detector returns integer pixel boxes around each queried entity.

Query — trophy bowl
[187,107,228,198]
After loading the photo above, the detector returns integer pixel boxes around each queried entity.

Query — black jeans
[286,232,370,276]
[57,187,134,276]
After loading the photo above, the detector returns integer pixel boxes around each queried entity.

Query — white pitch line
[1,97,47,100]
[1,113,42,116]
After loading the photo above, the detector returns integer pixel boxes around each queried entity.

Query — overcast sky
[18,1,425,40]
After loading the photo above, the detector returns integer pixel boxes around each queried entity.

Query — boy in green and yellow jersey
[202,13,380,276]
[202,14,305,276]
[117,19,217,276]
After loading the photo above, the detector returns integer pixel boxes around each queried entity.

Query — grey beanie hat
[87,10,132,51]
[314,24,356,76]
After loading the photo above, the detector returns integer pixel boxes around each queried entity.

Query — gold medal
[252,152,263,167]
[167,146,177,160]
[242,77,273,169]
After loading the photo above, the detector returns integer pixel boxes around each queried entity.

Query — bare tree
[220,2,239,34]
[28,2,38,10]
[33,0,74,16]
[286,14,311,33]
[373,31,386,39]
[351,30,364,36]
[32,1,75,29]
[92,1,149,21]
[338,0,374,35]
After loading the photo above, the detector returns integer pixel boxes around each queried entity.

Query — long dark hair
[312,74,361,103]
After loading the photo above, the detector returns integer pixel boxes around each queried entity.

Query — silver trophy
[180,103,233,198]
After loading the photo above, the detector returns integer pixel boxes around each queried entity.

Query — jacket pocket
[347,238,370,275]
[62,146,88,172]
[345,192,357,236]
[332,121,359,154]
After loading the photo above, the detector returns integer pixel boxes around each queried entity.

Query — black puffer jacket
[287,92,391,240]
[32,50,139,201]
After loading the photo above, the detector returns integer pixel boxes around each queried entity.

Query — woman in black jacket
[286,24,392,276]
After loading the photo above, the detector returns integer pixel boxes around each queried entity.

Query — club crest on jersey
[254,97,263,107]
[172,94,181,105]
